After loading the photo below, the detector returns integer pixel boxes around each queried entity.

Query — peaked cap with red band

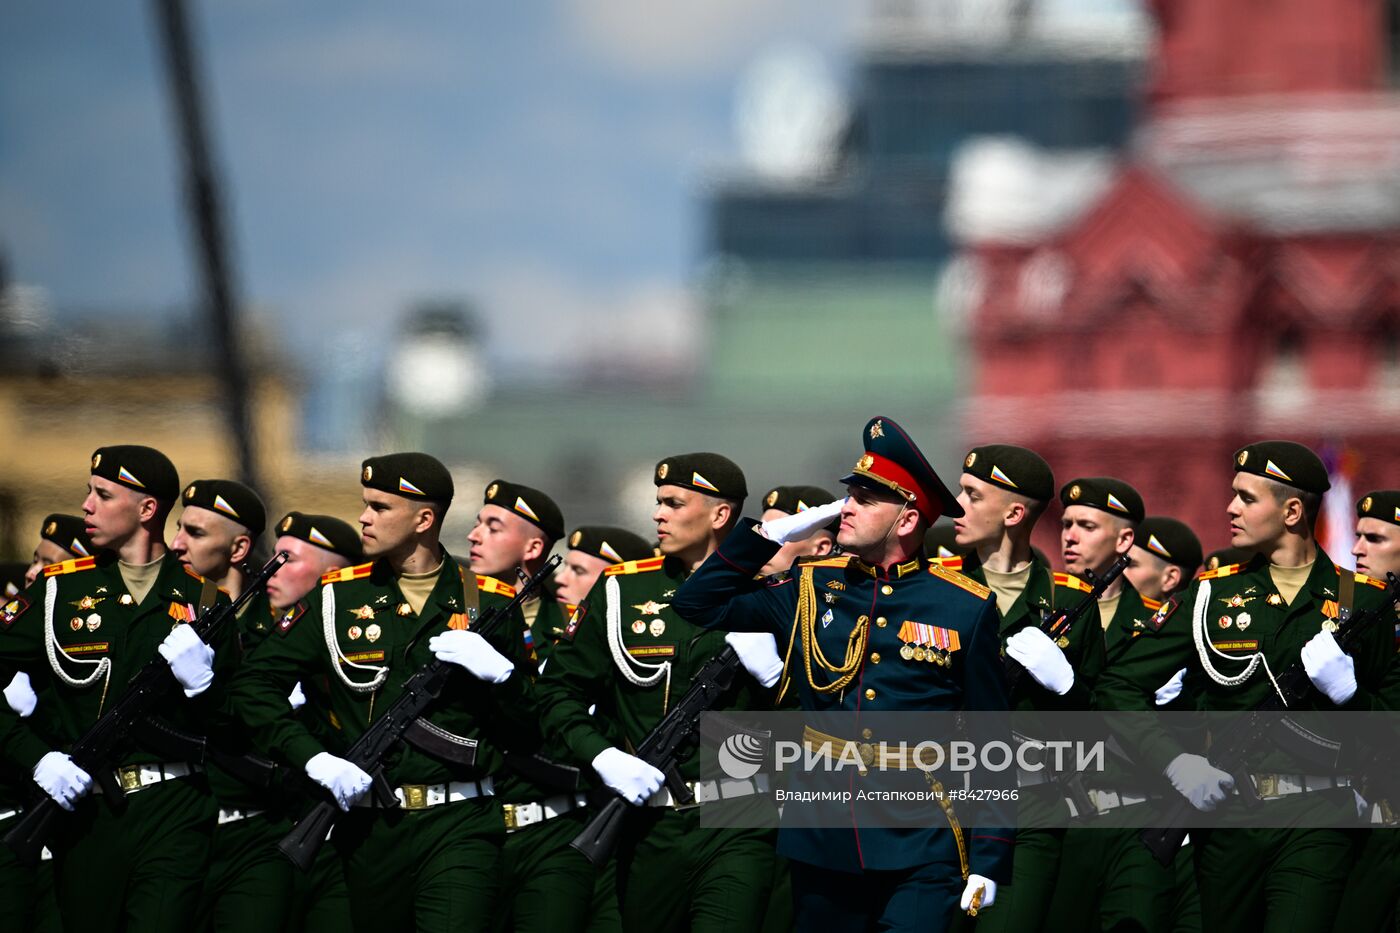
[839,416,963,522]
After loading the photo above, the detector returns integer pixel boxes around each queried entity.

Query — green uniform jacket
[0,552,235,772]
[1096,550,1393,776]
[536,552,774,783]
[229,552,532,786]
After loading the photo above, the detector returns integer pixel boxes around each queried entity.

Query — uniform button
[861,727,874,740]
[881,585,893,595]
[875,616,888,628]
[865,688,876,700]
[870,652,881,664]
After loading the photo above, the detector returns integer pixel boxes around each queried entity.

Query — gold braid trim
[795,566,869,695]
[926,773,970,879]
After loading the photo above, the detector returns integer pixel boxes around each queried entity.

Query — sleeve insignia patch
[1,596,31,627]
[278,602,306,634]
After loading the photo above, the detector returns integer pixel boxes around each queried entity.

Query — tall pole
[151,0,261,490]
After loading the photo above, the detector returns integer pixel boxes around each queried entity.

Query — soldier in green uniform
[758,485,839,576]
[941,448,1107,932]
[1331,490,1400,933]
[0,514,91,933]
[0,445,234,933]
[230,452,532,933]
[673,419,1014,933]
[1097,441,1394,933]
[1124,517,1204,605]
[538,452,784,933]
[264,510,361,933]
[554,526,654,619]
[171,479,267,610]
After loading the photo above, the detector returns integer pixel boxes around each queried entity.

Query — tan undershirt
[398,561,444,617]
[982,564,1033,617]
[118,557,164,606]
[1270,561,1315,607]
[1098,591,1123,632]
[521,595,541,630]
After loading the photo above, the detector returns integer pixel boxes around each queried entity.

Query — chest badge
[365,624,382,643]
[1322,619,1339,634]
[826,580,846,591]
[1266,593,1285,607]
[347,625,363,640]
[631,619,646,635]
[1218,615,1232,629]
[396,603,413,616]
[70,617,84,631]
[352,605,375,620]
[662,589,676,599]
[86,613,102,632]
[823,592,838,605]
[820,609,834,628]
[118,594,135,606]
[649,619,666,637]
[1235,612,1251,631]
[632,601,670,616]
[71,595,105,611]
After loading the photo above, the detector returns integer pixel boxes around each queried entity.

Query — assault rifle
[277,555,561,872]
[4,551,288,864]
[1006,553,1129,691]
[1140,572,1400,866]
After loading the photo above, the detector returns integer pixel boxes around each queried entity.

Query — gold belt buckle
[502,803,519,830]
[401,784,429,810]
[117,765,143,793]
[1255,774,1279,799]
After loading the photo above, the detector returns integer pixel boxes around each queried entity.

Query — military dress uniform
[673,419,1013,933]
[538,455,779,933]
[1098,443,1394,933]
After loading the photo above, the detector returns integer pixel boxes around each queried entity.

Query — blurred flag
[1319,444,1357,571]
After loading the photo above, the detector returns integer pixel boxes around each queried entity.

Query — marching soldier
[24,513,95,589]
[940,448,1106,932]
[553,526,654,618]
[758,485,840,576]
[538,453,784,933]
[230,453,531,933]
[467,480,565,663]
[265,511,364,616]
[1123,517,1204,605]
[171,480,267,608]
[673,419,1012,932]
[1097,441,1393,933]
[0,445,233,933]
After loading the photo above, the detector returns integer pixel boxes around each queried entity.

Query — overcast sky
[1,0,859,368]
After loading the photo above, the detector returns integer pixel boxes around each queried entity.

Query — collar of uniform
[155,552,200,603]
[849,554,925,579]
[1304,547,1340,603]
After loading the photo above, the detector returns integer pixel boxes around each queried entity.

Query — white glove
[158,624,215,697]
[1155,668,1187,707]
[1165,753,1235,811]
[1301,630,1357,705]
[592,747,665,806]
[1005,627,1074,695]
[288,681,307,710]
[725,632,784,688]
[960,874,998,910]
[4,672,37,717]
[33,751,92,812]
[759,499,844,545]
[428,630,514,684]
[305,751,372,812]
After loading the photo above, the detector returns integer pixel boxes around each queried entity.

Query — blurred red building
[955,0,1400,556]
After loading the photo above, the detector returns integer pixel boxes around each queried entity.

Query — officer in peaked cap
[1096,440,1395,933]
[674,417,1012,932]
[0,444,234,933]
[759,484,840,577]
[538,450,784,933]
[231,451,531,931]
[24,514,95,589]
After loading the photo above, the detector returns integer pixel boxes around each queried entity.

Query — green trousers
[1332,829,1400,933]
[198,811,296,932]
[586,852,623,933]
[1194,827,1357,933]
[0,811,60,933]
[295,836,353,933]
[52,775,215,933]
[616,805,776,933]
[1047,824,1177,933]
[975,784,1070,933]
[497,808,598,933]
[332,797,504,933]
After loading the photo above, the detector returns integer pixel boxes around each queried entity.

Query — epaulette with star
[1052,572,1093,594]
[321,562,373,585]
[928,562,992,600]
[604,556,665,576]
[44,556,97,577]
[476,574,516,598]
[1197,563,1242,580]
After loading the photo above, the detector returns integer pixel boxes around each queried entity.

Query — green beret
[763,485,840,534]
[840,416,962,521]
[274,511,363,563]
[1233,441,1329,495]
[483,480,564,541]
[181,479,266,536]
[654,453,747,501]
[1059,477,1144,524]
[1136,516,1202,572]
[40,514,94,558]
[90,445,179,502]
[961,445,1054,503]
[565,525,653,565]
[923,524,963,559]
[361,452,454,503]
[1204,546,1252,572]
[1357,491,1400,527]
